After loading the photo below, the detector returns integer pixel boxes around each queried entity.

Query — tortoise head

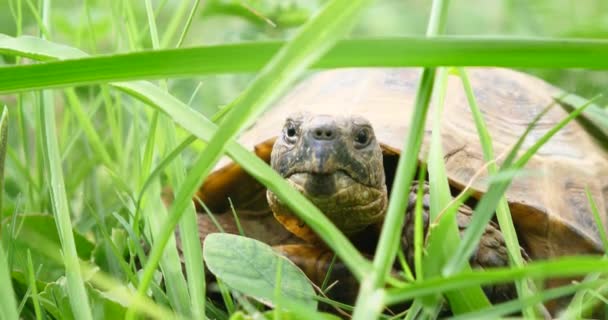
[267,113,388,241]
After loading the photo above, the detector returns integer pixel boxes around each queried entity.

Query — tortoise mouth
[276,171,388,235]
[286,170,353,198]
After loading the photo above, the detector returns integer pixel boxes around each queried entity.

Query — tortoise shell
[197,67,608,260]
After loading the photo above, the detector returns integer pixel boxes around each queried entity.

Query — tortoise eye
[354,127,371,147]
[284,122,298,143]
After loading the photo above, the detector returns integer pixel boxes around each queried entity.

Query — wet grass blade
[5,35,608,94]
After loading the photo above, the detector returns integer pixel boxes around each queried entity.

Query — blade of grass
[26,250,43,320]
[173,0,202,48]
[455,67,534,316]
[386,256,608,304]
[561,272,606,319]
[5,36,608,94]
[554,91,608,146]
[38,88,94,320]
[561,277,608,320]
[422,67,490,313]
[62,88,113,166]
[450,280,602,320]
[128,0,375,317]
[0,107,7,213]
[0,244,18,320]
[36,2,93,318]
[585,188,608,253]
[0,106,18,320]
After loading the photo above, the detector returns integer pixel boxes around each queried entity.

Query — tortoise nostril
[312,126,336,140]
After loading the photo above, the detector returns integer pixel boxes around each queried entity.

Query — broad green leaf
[203,233,317,311]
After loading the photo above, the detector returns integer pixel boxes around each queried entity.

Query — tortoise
[193,68,608,312]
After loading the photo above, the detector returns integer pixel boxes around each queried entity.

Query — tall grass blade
[134,67,190,320]
[0,107,7,213]
[35,3,93,315]
[386,256,608,303]
[423,68,490,313]
[5,35,608,94]
[26,250,43,320]
[554,92,608,146]
[0,107,19,320]
[38,88,93,320]
[585,188,608,253]
[0,244,18,320]
[450,280,601,320]
[455,67,534,316]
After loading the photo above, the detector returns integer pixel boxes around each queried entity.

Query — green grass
[5,36,608,94]
[1,0,608,319]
